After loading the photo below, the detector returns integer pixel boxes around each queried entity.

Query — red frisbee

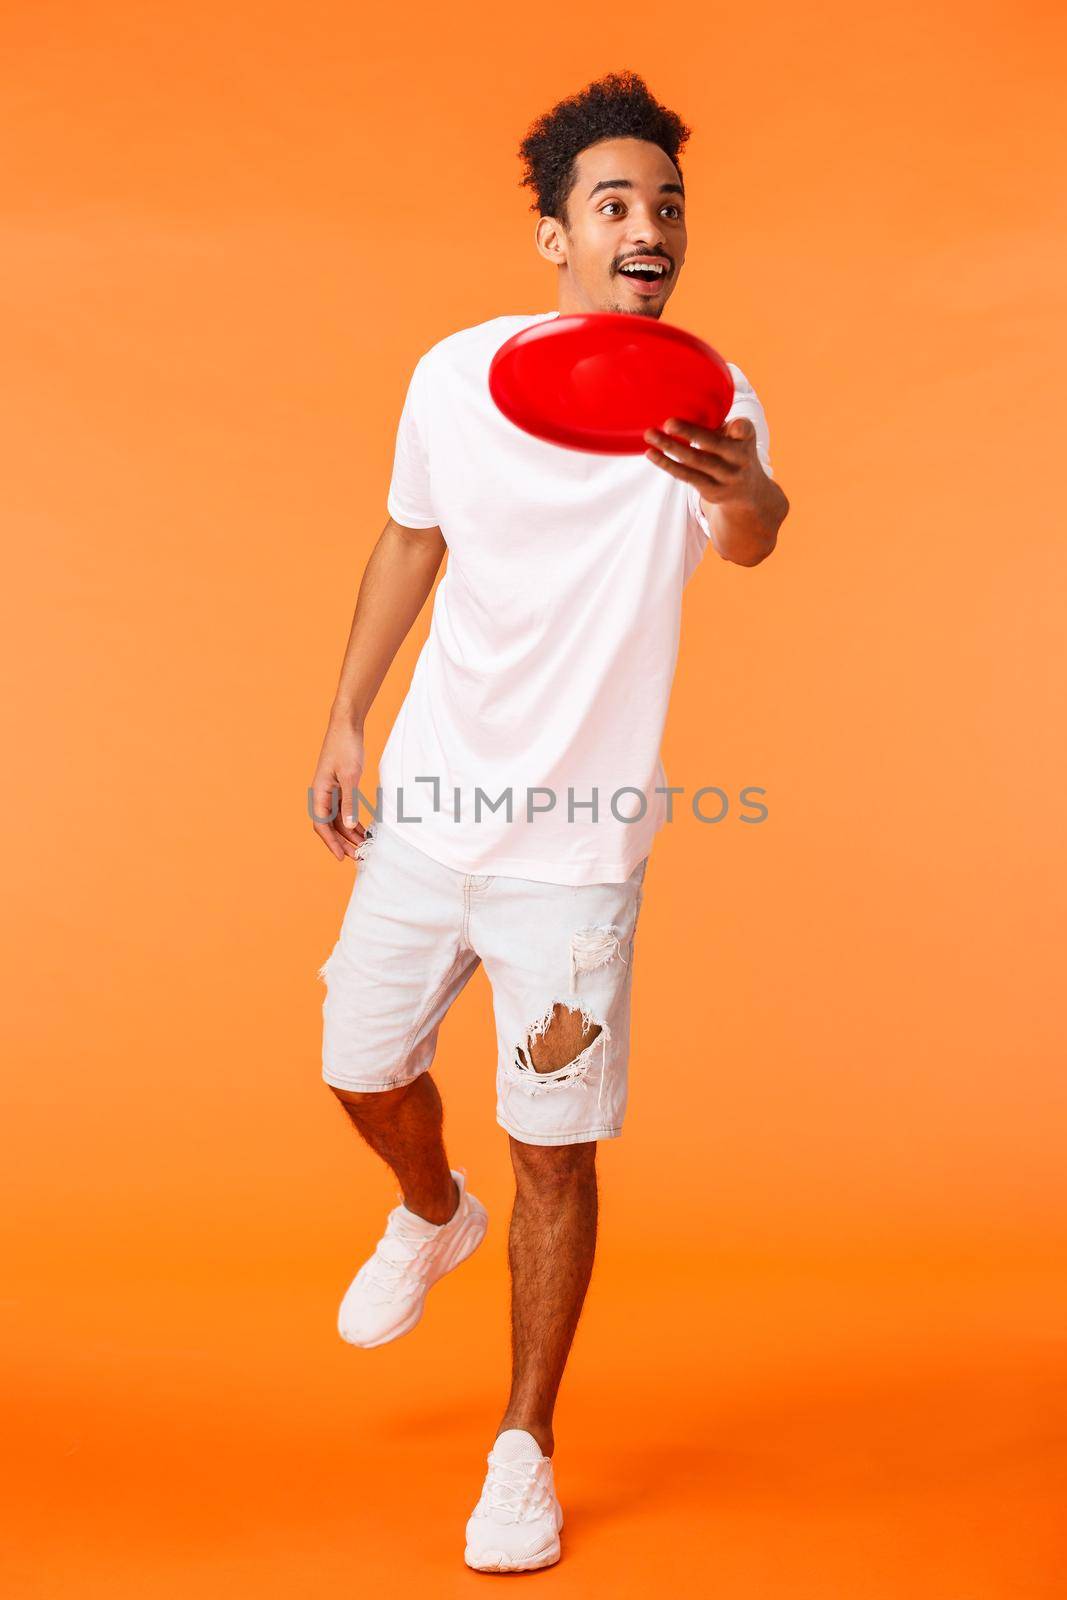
[488,312,735,455]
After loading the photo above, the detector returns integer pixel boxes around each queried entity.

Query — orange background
[4,3,1066,1594]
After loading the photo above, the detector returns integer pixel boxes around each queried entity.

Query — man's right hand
[311,713,368,862]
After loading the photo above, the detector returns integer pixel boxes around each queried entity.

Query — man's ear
[535,214,568,268]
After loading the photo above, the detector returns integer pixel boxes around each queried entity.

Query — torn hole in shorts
[505,999,612,1097]
[354,826,376,863]
[569,923,626,994]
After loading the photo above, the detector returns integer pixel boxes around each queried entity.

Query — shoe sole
[340,1198,489,1350]
[463,1534,561,1573]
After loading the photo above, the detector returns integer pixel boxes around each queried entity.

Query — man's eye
[600,201,624,216]
[663,205,681,219]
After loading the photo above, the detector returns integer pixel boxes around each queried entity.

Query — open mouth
[617,260,670,292]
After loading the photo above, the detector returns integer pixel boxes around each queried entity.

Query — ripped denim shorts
[318,819,648,1146]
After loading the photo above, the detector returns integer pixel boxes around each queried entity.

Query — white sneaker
[464,1429,563,1572]
[337,1168,487,1349]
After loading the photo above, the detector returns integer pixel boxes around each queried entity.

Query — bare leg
[497,1136,598,1458]
[330,1075,458,1225]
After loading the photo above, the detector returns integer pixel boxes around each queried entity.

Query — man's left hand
[643,415,763,508]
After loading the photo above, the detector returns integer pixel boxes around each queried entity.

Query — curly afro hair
[518,70,691,225]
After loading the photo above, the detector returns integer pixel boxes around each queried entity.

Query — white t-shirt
[376,312,773,885]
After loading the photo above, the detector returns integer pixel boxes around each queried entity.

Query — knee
[509,1135,596,1192]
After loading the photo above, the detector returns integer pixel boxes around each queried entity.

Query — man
[310,69,789,1573]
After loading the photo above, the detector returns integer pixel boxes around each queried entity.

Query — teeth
[621,262,667,276]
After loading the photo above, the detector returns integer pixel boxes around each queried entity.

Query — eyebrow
[587,178,685,200]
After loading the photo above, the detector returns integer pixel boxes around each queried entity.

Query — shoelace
[480,1456,552,1522]
[363,1212,439,1295]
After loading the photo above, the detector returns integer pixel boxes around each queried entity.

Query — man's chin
[605,300,664,319]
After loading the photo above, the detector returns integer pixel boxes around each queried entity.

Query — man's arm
[644,415,790,567]
[310,517,446,861]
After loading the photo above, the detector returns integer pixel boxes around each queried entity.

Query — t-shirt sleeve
[686,363,774,545]
[386,354,440,529]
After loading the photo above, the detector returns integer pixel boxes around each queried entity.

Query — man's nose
[626,212,668,250]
